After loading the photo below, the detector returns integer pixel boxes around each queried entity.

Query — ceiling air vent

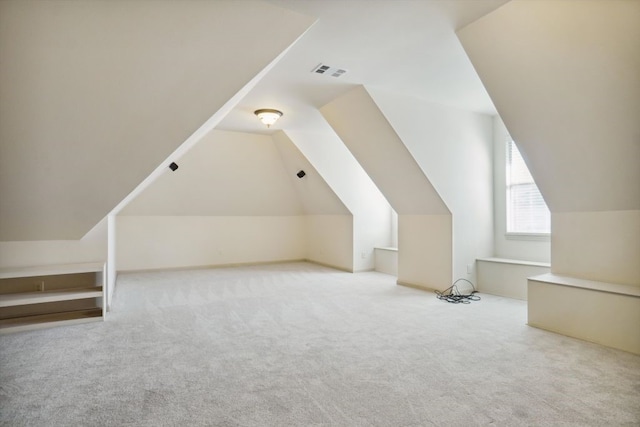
[312,63,347,78]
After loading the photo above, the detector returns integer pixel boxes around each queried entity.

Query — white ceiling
[217,0,508,135]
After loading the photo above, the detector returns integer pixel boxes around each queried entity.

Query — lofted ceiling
[0,0,313,241]
[217,0,507,135]
[0,0,509,242]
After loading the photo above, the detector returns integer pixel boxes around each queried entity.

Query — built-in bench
[528,273,640,355]
[374,247,398,276]
[477,257,550,300]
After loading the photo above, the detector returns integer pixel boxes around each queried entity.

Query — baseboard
[304,259,354,273]
[119,259,308,274]
[396,280,438,293]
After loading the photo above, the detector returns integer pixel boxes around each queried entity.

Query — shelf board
[0,308,102,334]
[0,287,103,308]
[0,262,105,280]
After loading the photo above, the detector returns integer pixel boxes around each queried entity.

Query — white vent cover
[312,63,347,78]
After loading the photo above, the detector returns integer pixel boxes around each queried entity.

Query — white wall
[492,117,550,262]
[283,128,392,272]
[477,259,550,300]
[272,132,354,271]
[321,87,451,287]
[116,216,306,271]
[305,215,353,271]
[552,210,640,286]
[366,87,494,284]
[120,130,304,216]
[459,0,639,287]
[528,278,640,354]
[398,215,452,290]
[458,0,640,214]
[374,247,398,276]
[0,217,107,269]
[0,0,313,241]
[116,129,358,273]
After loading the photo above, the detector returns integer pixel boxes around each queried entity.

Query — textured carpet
[1,262,639,426]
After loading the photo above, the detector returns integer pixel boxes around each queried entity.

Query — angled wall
[272,132,353,271]
[280,128,392,273]
[117,130,354,272]
[366,87,494,283]
[0,0,314,242]
[118,130,307,271]
[321,86,452,290]
[458,0,640,286]
[0,219,107,269]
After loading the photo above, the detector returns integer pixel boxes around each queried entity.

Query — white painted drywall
[305,215,353,271]
[528,278,640,354]
[283,128,392,272]
[0,0,313,240]
[120,130,304,216]
[321,87,449,216]
[398,215,452,291]
[0,217,107,269]
[492,117,550,262]
[477,259,550,300]
[459,0,639,288]
[367,87,494,283]
[116,216,306,271]
[552,211,640,287]
[271,132,349,215]
[271,132,354,271]
[458,0,640,213]
[459,0,640,353]
[374,248,398,276]
[320,87,451,284]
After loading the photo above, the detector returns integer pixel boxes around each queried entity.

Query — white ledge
[528,273,640,298]
[0,287,103,307]
[477,257,550,268]
[374,247,398,252]
[0,262,105,279]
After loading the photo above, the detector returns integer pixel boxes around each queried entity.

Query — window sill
[505,233,550,242]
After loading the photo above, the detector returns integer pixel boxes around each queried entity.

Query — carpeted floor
[1,262,639,426]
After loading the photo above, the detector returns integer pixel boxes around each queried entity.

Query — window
[506,139,550,235]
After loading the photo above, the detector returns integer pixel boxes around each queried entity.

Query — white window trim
[505,232,550,241]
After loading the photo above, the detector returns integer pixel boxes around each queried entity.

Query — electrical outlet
[466,264,472,274]
[361,251,367,259]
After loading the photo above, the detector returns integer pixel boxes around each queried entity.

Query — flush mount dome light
[254,109,283,128]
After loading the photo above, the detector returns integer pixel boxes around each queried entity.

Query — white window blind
[506,139,550,234]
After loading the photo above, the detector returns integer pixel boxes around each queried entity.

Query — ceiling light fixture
[254,109,283,128]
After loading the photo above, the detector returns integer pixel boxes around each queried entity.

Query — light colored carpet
[1,262,639,426]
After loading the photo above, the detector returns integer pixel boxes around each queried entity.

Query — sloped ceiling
[272,132,350,215]
[458,0,640,212]
[321,86,449,215]
[0,0,314,240]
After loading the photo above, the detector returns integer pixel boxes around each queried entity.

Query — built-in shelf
[0,262,105,334]
[0,309,103,334]
[0,287,103,308]
[0,262,105,280]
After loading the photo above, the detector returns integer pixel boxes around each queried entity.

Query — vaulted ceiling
[0,0,313,240]
[1,0,511,241]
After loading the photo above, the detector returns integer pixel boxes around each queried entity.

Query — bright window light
[506,139,550,234]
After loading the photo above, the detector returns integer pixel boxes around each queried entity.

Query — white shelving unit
[0,262,105,334]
